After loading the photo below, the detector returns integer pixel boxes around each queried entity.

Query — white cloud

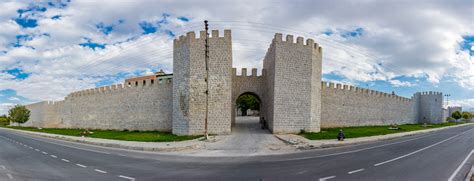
[449,99,474,111]
[389,80,415,87]
[0,0,472,114]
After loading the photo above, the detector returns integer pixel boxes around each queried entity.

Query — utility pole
[444,94,451,107]
[204,20,210,140]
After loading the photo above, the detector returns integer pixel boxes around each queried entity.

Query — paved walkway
[193,116,295,156]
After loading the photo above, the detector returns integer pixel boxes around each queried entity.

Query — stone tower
[172,30,233,135]
[262,33,323,133]
[414,91,444,124]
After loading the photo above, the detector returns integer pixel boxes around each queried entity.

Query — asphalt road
[0,124,473,181]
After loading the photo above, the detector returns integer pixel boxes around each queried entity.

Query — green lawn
[4,126,201,142]
[301,122,468,140]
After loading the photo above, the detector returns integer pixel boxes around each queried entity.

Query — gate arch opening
[232,92,265,132]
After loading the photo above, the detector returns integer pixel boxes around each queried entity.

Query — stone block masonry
[26,79,173,131]
[23,29,445,135]
[172,30,233,135]
[262,33,322,133]
[321,82,416,128]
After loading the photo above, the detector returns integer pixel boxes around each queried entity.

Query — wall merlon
[242,68,247,76]
[306,39,314,46]
[224,29,231,38]
[186,31,196,41]
[329,82,335,88]
[274,33,283,43]
[251,68,257,76]
[211,30,219,38]
[199,30,206,39]
[296,36,304,44]
[286,35,294,43]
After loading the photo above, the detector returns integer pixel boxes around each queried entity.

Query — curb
[0,127,203,152]
[275,123,474,150]
[466,166,473,181]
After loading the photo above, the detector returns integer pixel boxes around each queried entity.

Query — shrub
[7,105,30,124]
[0,115,8,126]
[461,112,472,120]
[451,111,462,120]
[446,117,456,122]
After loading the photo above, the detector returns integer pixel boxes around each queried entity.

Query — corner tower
[262,34,322,133]
[414,91,444,123]
[172,30,233,135]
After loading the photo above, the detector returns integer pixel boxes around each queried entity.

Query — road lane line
[6,173,13,180]
[448,149,474,181]
[271,133,434,162]
[34,149,39,152]
[76,164,87,168]
[50,155,57,158]
[319,175,336,180]
[348,168,364,174]
[374,128,473,167]
[61,159,70,163]
[94,169,107,174]
[42,151,48,155]
[118,175,135,180]
[0,165,5,170]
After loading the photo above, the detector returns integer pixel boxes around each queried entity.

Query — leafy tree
[7,105,30,124]
[451,111,462,120]
[462,111,472,119]
[0,114,8,126]
[236,94,260,116]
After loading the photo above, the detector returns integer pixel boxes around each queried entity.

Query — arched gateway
[172,30,322,135]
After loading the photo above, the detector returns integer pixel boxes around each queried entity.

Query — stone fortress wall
[320,81,416,128]
[23,29,445,135]
[26,78,173,131]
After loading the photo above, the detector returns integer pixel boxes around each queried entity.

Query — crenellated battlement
[173,29,231,46]
[232,68,261,77]
[272,33,322,53]
[321,81,412,102]
[67,78,172,98]
[413,91,443,96]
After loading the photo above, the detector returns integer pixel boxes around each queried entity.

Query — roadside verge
[0,127,204,152]
[275,123,474,150]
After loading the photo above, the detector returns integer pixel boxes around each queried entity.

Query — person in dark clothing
[337,129,345,141]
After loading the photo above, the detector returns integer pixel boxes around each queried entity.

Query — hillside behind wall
[24,79,173,131]
[321,81,416,128]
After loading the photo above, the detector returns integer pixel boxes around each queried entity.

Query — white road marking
[448,149,474,181]
[0,165,6,170]
[374,128,473,167]
[271,134,434,162]
[94,169,107,174]
[61,159,70,163]
[118,175,136,180]
[17,134,112,155]
[28,147,33,149]
[348,168,364,174]
[296,170,307,174]
[76,164,87,168]
[50,155,57,158]
[319,175,336,180]
[34,149,39,151]
[6,173,13,180]
[41,151,48,155]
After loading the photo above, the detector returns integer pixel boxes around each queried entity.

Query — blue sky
[0,0,473,114]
